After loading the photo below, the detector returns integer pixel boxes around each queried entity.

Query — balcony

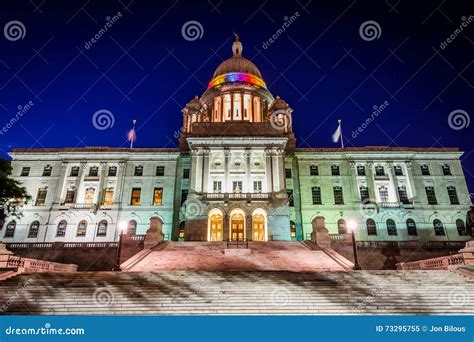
[59,203,96,210]
[202,192,271,202]
[378,202,402,209]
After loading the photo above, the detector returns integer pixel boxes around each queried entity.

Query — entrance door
[210,214,223,241]
[231,214,245,241]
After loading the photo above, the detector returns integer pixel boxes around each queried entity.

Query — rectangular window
[43,165,52,176]
[20,167,30,177]
[287,189,294,207]
[285,168,292,178]
[70,166,79,177]
[103,188,114,205]
[331,165,340,176]
[311,187,321,205]
[333,186,344,205]
[181,189,188,205]
[375,166,385,176]
[213,181,222,192]
[153,188,163,206]
[442,164,452,176]
[134,165,143,176]
[64,189,75,204]
[447,186,459,205]
[425,187,437,204]
[35,188,47,206]
[232,181,243,192]
[108,166,117,177]
[310,165,319,176]
[394,166,403,176]
[183,169,190,179]
[253,181,262,192]
[398,186,410,204]
[378,186,389,202]
[156,166,165,176]
[420,165,430,176]
[359,186,369,202]
[84,188,95,205]
[130,188,141,206]
[89,167,99,177]
[356,166,366,176]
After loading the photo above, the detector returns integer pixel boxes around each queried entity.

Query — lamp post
[113,221,127,271]
[348,220,362,270]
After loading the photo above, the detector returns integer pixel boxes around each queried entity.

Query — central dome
[212,34,262,79]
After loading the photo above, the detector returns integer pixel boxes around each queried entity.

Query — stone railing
[202,192,271,202]
[396,254,465,270]
[0,254,77,273]
[378,202,402,208]
[329,234,350,241]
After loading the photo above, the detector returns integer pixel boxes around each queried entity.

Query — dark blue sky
[0,0,472,190]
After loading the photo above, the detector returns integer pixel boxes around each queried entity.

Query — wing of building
[4,36,472,245]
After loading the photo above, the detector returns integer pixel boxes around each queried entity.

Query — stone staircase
[126,241,347,271]
[0,270,472,315]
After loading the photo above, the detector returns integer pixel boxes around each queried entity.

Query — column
[53,161,68,205]
[365,161,376,201]
[246,215,252,241]
[348,161,359,204]
[240,91,244,120]
[114,161,127,206]
[202,149,210,193]
[75,162,87,203]
[223,214,230,241]
[265,149,273,193]
[272,150,283,192]
[189,149,200,194]
[224,148,230,192]
[230,93,234,121]
[245,148,251,193]
[387,161,400,202]
[97,161,108,206]
[405,161,417,200]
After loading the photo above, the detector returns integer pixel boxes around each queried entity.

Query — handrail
[397,253,465,270]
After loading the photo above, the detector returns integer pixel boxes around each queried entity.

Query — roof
[294,147,460,153]
[10,147,180,153]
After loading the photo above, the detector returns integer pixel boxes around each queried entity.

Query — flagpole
[130,119,136,149]
[338,119,344,149]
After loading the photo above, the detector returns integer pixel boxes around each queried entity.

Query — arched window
[76,220,88,237]
[96,220,108,237]
[406,219,417,236]
[127,220,137,235]
[366,219,377,235]
[252,214,265,241]
[56,220,67,237]
[456,219,466,236]
[337,219,347,234]
[28,221,40,238]
[4,221,16,238]
[433,219,445,236]
[290,220,297,239]
[386,219,397,236]
[178,221,185,239]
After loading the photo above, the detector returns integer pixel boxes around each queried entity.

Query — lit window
[35,188,47,206]
[56,220,67,237]
[153,188,163,206]
[96,220,108,237]
[76,220,87,237]
[253,181,262,192]
[178,222,185,238]
[130,188,141,206]
[103,188,114,205]
[232,181,243,193]
[84,187,95,205]
[290,221,297,238]
[213,181,222,192]
[64,188,76,204]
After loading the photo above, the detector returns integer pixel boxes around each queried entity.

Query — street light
[347,220,362,270]
[113,221,127,271]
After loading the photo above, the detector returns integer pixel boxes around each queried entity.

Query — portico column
[202,149,210,193]
[189,149,200,194]
[405,161,417,200]
[224,148,230,192]
[366,162,376,201]
[246,215,252,241]
[223,214,230,241]
[265,149,273,193]
[114,161,127,206]
[245,148,251,192]
[348,161,359,203]
[387,161,400,202]
[75,162,87,203]
[54,161,68,205]
[97,161,108,206]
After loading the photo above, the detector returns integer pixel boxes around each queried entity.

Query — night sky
[0,1,472,190]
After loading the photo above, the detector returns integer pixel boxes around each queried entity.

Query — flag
[128,119,136,148]
[332,123,341,143]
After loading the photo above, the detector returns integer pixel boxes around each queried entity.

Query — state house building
[3,37,472,245]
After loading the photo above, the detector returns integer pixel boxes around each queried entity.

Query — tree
[0,158,30,228]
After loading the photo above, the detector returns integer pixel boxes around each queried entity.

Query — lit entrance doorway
[252,214,265,241]
[230,213,245,241]
[208,209,223,241]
